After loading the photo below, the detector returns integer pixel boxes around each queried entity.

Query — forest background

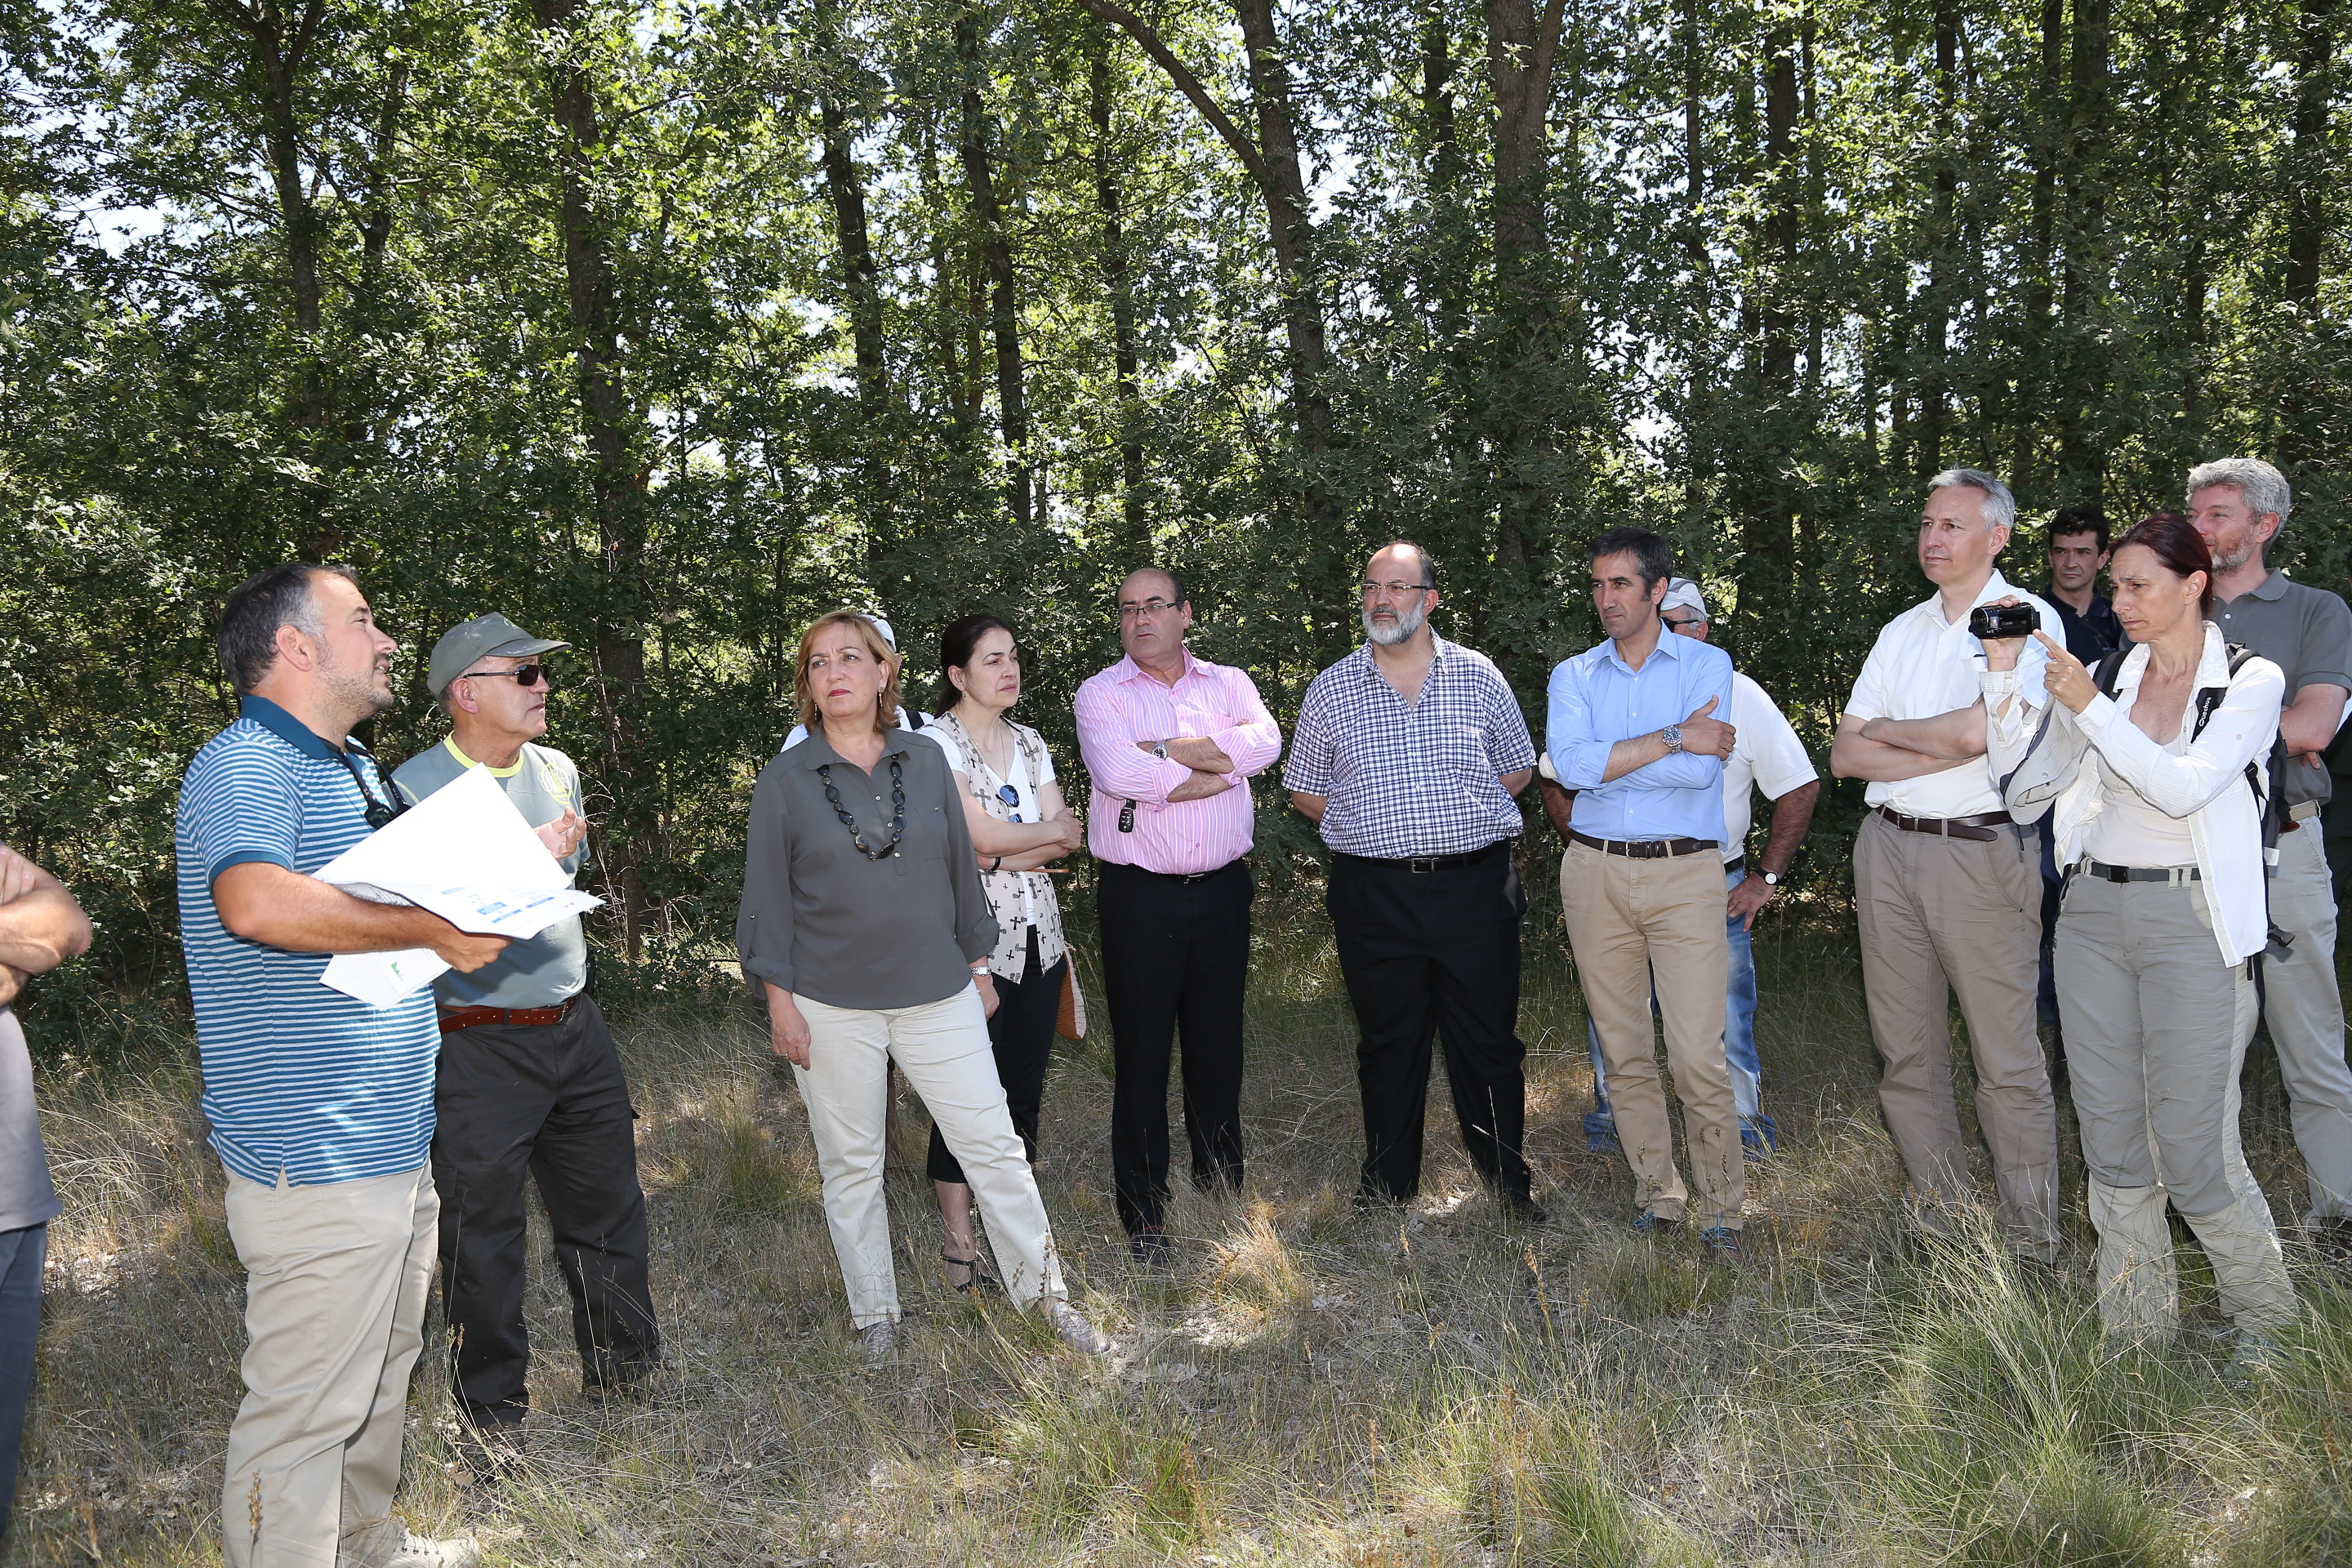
[2,0,2345,1043]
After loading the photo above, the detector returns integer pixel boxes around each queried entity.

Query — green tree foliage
[2,0,2344,1030]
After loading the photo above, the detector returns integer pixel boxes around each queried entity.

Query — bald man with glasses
[1075,569,1282,1264]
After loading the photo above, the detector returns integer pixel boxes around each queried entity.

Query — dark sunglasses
[461,663,549,688]
[334,748,409,831]
[996,782,1023,822]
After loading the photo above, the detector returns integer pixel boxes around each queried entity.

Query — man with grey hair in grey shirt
[0,845,90,1541]
[393,613,665,1476]
[2188,457,2352,1263]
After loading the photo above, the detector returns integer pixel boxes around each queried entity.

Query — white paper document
[314,764,604,1007]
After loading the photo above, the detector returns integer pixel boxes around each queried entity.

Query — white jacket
[1982,622,2283,964]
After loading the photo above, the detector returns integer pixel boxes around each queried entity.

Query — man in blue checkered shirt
[1286,541,1542,1220]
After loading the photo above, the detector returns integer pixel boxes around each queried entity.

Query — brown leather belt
[1873,804,2013,842]
[1568,831,1720,859]
[440,996,584,1035]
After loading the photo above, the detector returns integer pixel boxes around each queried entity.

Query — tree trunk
[1735,8,1799,634]
[2058,0,2109,503]
[1485,0,1567,618]
[1423,0,1460,194]
[1917,0,1957,477]
[530,0,650,957]
[224,0,328,431]
[2283,0,2335,463]
[1089,29,1147,555]
[1682,0,1707,525]
[819,96,888,424]
[2019,0,2063,488]
[957,8,1031,530]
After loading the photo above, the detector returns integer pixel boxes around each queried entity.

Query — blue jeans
[1584,866,1774,1153]
[0,1223,46,1544]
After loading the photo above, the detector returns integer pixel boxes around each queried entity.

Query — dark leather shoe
[1128,1226,1173,1270]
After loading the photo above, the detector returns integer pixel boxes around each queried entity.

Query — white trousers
[795,987,1066,1325]
[220,1163,439,1568]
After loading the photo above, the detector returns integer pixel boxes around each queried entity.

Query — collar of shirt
[238,694,373,763]
[1347,633,1457,694]
[2238,568,2291,605]
[794,727,916,771]
[1110,646,1208,688]
[2105,621,2234,697]
[1580,623,1695,679]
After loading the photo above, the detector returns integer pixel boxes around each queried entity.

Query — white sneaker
[857,1319,900,1366]
[1040,1297,1108,1356]
[382,1531,483,1568]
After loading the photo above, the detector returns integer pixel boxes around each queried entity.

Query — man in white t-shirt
[1550,579,1820,1160]
[1829,468,2062,1265]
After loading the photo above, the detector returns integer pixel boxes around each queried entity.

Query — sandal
[940,1245,1002,1294]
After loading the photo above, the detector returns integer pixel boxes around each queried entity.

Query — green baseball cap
[426,612,571,697]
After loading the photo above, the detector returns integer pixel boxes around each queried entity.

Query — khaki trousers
[2056,872,2297,1339]
[221,1164,439,1568]
[795,987,1067,1325]
[1561,843,1744,1230]
[1854,812,2060,1259]
[2261,826,2352,1222]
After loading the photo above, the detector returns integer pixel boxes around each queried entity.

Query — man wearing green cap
[393,613,665,1477]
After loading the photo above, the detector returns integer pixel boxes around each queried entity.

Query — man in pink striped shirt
[1075,567,1283,1264]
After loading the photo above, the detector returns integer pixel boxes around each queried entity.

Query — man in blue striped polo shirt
[177,564,506,1568]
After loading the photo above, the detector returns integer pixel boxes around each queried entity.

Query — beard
[1363,596,1427,647]
[318,648,396,725]
[2208,528,2256,574]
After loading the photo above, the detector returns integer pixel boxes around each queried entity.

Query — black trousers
[1329,844,1532,1205]
[928,930,1070,1183]
[432,996,662,1429]
[1098,858,1253,1233]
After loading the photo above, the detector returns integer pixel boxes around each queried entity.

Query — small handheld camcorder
[1968,602,2040,640]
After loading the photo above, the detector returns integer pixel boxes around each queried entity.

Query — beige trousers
[2056,872,2298,1339]
[1854,812,2060,1260]
[1561,843,1744,1230]
[220,1163,439,1568]
[795,987,1067,1325]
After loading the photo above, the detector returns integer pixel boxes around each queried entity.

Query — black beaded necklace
[817,757,906,860]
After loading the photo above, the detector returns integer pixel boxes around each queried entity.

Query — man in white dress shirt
[1829,469,2063,1265]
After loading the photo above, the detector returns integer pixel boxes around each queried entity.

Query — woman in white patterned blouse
[925,615,1086,1290]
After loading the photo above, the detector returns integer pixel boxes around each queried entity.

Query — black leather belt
[1567,831,1719,859]
[1723,857,1745,877]
[1335,840,1508,874]
[1873,805,2013,842]
[1104,858,1242,885]
[2079,858,2200,884]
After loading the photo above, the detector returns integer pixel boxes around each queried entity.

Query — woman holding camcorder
[1980,512,2298,1365]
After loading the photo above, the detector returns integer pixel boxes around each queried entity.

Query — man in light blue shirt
[1547,528,1748,1262]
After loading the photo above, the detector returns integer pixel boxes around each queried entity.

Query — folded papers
[314,763,603,1007]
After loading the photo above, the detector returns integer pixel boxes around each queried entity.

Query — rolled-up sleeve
[737,765,797,993]
[1485,673,1537,774]
[1546,658,1614,789]
[1282,680,1336,795]
[1075,679,1193,802]
[1209,670,1283,780]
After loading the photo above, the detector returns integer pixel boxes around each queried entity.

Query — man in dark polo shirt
[2044,506,2126,663]
[393,614,664,1475]
[2189,457,2352,1261]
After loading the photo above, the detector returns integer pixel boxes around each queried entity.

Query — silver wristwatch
[1151,740,1170,760]
[1660,724,1683,755]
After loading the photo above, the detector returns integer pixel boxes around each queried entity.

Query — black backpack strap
[2091,648,2130,700]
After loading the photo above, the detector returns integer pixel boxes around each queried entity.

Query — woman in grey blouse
[738,612,1105,1361]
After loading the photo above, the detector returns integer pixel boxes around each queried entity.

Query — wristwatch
[1152,740,1170,760]
[1761,870,1780,888]
[1661,724,1683,755]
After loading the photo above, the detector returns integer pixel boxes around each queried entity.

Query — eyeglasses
[334,747,409,831]
[460,663,549,687]
[996,782,1023,823]
[1361,581,1434,600]
[1662,615,1708,630]
[1117,599,1180,620]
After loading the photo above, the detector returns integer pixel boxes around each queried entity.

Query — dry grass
[13,886,2352,1565]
